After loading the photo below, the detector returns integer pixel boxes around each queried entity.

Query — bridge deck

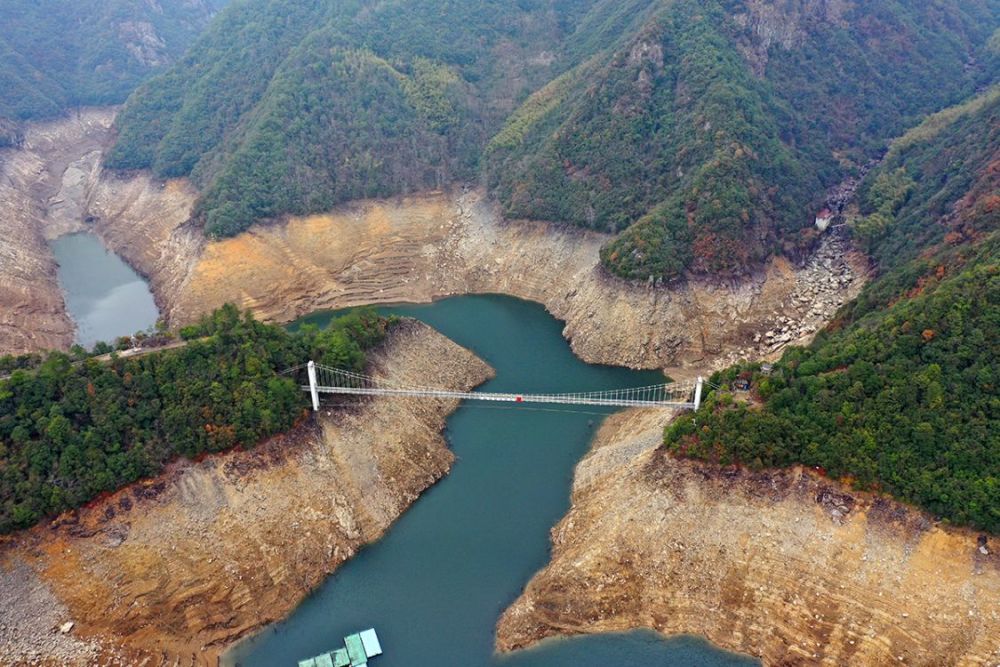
[305,385,694,409]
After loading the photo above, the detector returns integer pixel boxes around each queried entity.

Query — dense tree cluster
[104,0,576,237]
[193,42,480,237]
[106,0,998,277]
[0,0,224,122]
[0,305,392,534]
[665,91,1000,532]
[490,0,816,278]
[488,0,996,278]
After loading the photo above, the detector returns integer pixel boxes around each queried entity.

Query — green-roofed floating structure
[298,628,382,667]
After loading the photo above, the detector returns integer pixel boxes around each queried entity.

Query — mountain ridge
[0,0,226,127]
[106,0,999,280]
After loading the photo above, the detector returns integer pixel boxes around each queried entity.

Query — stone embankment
[0,320,492,666]
[496,409,1000,666]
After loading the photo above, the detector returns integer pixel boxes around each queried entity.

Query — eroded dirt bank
[0,108,198,355]
[497,409,1000,666]
[0,110,864,372]
[0,320,493,666]
[129,189,865,372]
[0,110,116,354]
[174,192,866,371]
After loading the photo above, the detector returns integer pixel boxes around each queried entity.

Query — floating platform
[298,628,383,667]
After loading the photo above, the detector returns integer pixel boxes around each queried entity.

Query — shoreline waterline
[50,231,159,349]
[224,295,758,667]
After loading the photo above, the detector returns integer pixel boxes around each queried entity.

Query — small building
[731,378,751,392]
[760,363,774,376]
[298,628,383,667]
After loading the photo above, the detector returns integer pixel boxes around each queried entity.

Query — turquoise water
[50,232,159,349]
[226,295,757,667]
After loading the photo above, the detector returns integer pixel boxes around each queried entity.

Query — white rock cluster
[0,561,99,665]
[714,231,863,369]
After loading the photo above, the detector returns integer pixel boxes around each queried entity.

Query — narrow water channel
[226,295,757,667]
[50,232,159,349]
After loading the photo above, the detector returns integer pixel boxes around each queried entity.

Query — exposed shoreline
[144,188,867,374]
[7,109,979,667]
[0,110,117,354]
[496,409,1000,665]
[0,109,867,378]
[0,320,494,665]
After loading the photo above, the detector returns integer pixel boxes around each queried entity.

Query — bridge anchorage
[289,361,704,412]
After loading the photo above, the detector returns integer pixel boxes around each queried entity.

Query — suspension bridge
[286,361,704,411]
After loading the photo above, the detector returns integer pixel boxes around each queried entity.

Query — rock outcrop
[733,0,851,74]
[0,320,493,666]
[497,409,1000,666]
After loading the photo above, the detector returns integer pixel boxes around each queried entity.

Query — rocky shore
[0,110,866,376]
[170,189,867,372]
[497,409,1000,666]
[0,320,492,665]
[0,110,116,354]
[711,230,863,369]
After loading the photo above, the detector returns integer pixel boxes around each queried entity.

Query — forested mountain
[0,0,226,129]
[665,89,1000,532]
[0,306,391,534]
[106,0,582,236]
[489,0,998,278]
[108,0,999,277]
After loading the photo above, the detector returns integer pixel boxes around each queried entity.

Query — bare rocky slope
[0,110,866,376]
[0,110,116,354]
[165,191,865,373]
[497,409,1000,666]
[0,320,492,665]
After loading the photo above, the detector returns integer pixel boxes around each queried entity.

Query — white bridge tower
[307,360,320,411]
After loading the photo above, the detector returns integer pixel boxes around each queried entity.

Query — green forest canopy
[0,305,391,534]
[664,90,1000,532]
[0,0,225,124]
[106,0,1000,278]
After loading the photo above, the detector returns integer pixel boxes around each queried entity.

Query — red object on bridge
[516,395,523,402]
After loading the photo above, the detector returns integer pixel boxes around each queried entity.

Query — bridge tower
[693,376,704,410]
[307,360,320,411]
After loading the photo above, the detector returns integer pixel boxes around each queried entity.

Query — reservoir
[50,232,159,349]
[226,295,757,667]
